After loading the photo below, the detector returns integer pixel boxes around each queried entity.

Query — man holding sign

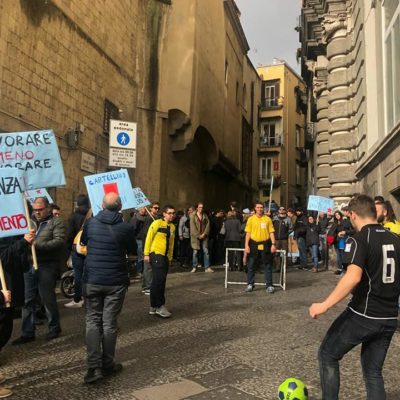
[13,197,66,344]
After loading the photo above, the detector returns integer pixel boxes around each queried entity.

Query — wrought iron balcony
[257,175,273,187]
[259,135,283,148]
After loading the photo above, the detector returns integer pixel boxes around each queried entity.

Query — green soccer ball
[278,378,309,400]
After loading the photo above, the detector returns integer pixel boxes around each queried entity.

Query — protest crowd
[1,132,400,397]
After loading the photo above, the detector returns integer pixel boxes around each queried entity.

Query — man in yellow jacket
[144,205,176,318]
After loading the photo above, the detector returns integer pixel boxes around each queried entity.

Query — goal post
[224,248,286,291]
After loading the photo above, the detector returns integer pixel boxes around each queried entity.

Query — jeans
[71,251,84,303]
[142,259,153,290]
[192,240,210,268]
[136,239,144,274]
[22,266,60,338]
[335,247,343,271]
[310,244,319,268]
[247,246,273,287]
[297,236,307,268]
[319,234,327,265]
[150,253,169,308]
[319,309,397,400]
[83,283,127,369]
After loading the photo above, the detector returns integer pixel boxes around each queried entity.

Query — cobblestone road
[2,266,400,400]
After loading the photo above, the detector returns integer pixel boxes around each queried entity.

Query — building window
[241,119,253,183]
[296,163,301,185]
[103,99,120,136]
[260,119,281,146]
[263,80,280,107]
[260,157,272,180]
[296,125,301,148]
[383,0,400,131]
[242,83,247,110]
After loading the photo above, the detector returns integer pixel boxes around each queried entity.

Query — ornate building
[300,0,400,208]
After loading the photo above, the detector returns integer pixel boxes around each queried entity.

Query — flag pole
[268,176,274,213]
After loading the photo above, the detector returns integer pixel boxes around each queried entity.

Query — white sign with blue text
[84,169,136,216]
[0,168,29,238]
[109,120,137,150]
[0,130,66,190]
[307,195,334,213]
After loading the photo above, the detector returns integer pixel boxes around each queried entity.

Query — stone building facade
[300,0,400,208]
[0,0,260,213]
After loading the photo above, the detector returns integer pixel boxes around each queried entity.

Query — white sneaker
[190,267,197,273]
[155,305,172,318]
[149,307,157,315]
[205,267,214,273]
[64,300,84,308]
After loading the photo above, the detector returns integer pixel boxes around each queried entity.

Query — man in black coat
[80,193,135,384]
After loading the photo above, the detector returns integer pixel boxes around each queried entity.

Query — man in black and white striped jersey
[309,194,400,400]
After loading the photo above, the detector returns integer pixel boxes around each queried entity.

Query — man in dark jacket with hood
[80,193,135,384]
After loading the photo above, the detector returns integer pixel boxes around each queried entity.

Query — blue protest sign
[84,169,136,215]
[25,188,53,205]
[307,195,334,213]
[0,168,29,238]
[132,187,151,209]
[0,130,66,190]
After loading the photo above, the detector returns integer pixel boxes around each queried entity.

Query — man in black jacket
[294,209,308,270]
[80,193,135,384]
[272,207,293,271]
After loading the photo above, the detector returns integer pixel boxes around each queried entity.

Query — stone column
[322,5,356,203]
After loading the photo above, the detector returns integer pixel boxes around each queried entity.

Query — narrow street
[3,267,400,400]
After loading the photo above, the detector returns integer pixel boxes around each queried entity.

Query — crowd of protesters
[0,192,400,393]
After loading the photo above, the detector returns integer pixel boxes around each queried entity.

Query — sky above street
[235,0,302,72]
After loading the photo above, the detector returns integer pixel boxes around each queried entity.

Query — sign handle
[145,207,155,221]
[268,176,274,213]
[0,259,11,308]
[23,198,38,270]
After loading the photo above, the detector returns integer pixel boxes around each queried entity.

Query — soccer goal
[224,248,286,291]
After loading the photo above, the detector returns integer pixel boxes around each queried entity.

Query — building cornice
[224,0,250,54]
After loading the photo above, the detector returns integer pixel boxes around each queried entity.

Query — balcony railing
[259,135,282,147]
[258,175,272,187]
[261,97,283,110]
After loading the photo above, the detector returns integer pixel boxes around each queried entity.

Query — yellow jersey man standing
[244,201,276,293]
[144,205,176,318]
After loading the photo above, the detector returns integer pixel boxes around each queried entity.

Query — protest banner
[132,187,151,209]
[0,130,66,190]
[0,168,29,238]
[25,188,53,204]
[84,169,136,215]
[307,195,334,214]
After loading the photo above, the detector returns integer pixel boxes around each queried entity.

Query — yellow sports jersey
[384,221,400,236]
[144,219,175,261]
[245,214,274,242]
